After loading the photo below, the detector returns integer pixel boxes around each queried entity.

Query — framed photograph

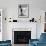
[18,4,29,18]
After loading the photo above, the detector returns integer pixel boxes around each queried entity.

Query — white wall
[0,0,46,11]
[36,10,45,39]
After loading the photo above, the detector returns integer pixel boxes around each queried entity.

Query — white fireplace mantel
[12,22,37,28]
[12,22,37,39]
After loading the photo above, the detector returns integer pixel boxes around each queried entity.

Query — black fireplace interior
[14,31,31,44]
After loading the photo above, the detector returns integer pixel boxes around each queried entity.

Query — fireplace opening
[14,31,31,44]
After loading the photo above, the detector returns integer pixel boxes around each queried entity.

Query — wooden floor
[12,44,29,46]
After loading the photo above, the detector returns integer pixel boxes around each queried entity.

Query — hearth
[14,31,31,44]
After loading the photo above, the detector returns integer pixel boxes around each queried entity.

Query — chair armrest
[36,42,46,46]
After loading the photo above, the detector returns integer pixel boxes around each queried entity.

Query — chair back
[39,33,46,42]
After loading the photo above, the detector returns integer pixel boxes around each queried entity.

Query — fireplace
[14,31,31,44]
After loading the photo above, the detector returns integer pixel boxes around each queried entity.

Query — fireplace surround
[12,28,31,44]
[14,31,31,44]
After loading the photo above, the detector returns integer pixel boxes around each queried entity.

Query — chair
[0,40,11,46]
[29,39,39,46]
[29,33,46,46]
